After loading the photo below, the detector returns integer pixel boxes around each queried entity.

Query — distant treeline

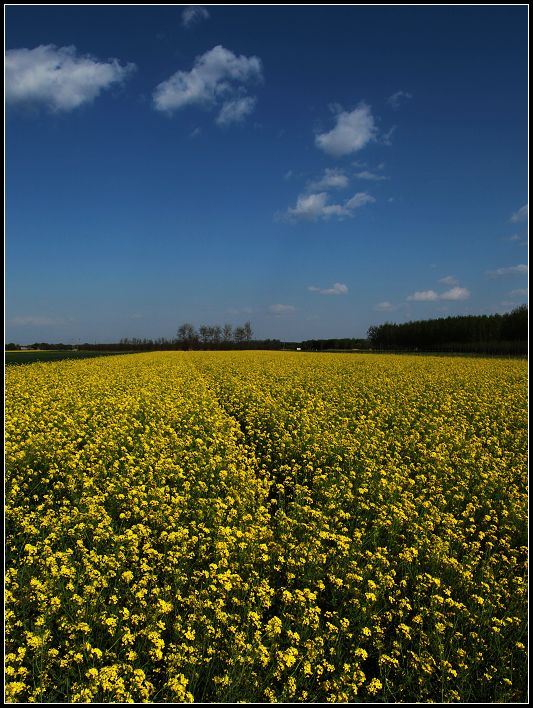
[367,305,528,355]
[300,338,371,351]
[5,321,284,353]
[5,338,286,353]
[6,307,528,355]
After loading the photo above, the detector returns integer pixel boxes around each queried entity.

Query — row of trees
[6,307,528,355]
[367,305,528,354]
[6,322,266,353]
[299,338,371,352]
[176,322,253,349]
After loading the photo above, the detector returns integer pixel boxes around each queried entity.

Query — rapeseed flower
[5,351,527,702]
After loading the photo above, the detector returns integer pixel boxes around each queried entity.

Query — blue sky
[5,5,528,344]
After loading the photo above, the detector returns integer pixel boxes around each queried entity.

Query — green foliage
[367,307,527,354]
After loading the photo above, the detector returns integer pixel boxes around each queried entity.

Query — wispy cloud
[501,233,527,247]
[500,300,526,309]
[10,315,70,326]
[215,96,257,126]
[5,44,135,112]
[507,288,528,298]
[486,264,528,277]
[380,126,396,146]
[181,5,210,28]
[279,191,375,222]
[315,103,377,158]
[346,192,375,209]
[354,170,388,181]
[153,45,262,125]
[269,304,296,315]
[439,275,459,286]
[227,306,253,315]
[308,282,348,295]
[510,204,528,223]
[387,90,413,109]
[374,301,400,312]
[307,168,349,192]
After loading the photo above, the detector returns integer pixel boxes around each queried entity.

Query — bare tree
[243,321,253,343]
[177,323,198,350]
[223,323,233,345]
[234,326,246,347]
[212,325,222,347]
[199,325,210,348]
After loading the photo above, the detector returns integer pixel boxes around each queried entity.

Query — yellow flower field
[5,351,528,702]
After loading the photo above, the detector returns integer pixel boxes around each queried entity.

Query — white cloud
[283,192,349,222]
[308,282,348,296]
[387,90,413,109]
[374,301,397,311]
[269,304,296,315]
[486,264,528,277]
[407,285,470,302]
[216,96,257,125]
[346,192,376,210]
[439,275,459,286]
[153,45,262,124]
[510,204,528,223]
[181,5,210,28]
[5,44,135,112]
[354,170,388,181]
[508,288,528,298]
[315,104,377,157]
[440,286,470,301]
[281,190,375,222]
[407,290,440,302]
[307,168,349,192]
